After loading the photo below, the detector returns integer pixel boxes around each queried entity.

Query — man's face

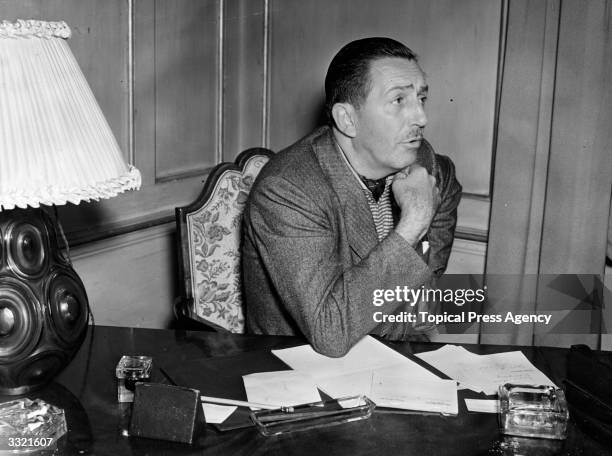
[351,57,428,178]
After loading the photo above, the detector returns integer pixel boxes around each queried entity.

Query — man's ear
[331,103,357,138]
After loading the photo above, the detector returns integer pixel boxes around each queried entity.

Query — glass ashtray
[498,384,569,440]
[250,395,375,436]
[0,398,67,454]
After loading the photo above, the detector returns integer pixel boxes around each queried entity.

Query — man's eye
[419,97,427,105]
[392,96,404,104]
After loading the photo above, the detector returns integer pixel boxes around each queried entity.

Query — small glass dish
[0,398,67,454]
[115,355,153,402]
[498,383,569,440]
[250,395,375,436]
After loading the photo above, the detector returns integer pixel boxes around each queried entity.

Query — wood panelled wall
[485,0,611,348]
[2,1,608,333]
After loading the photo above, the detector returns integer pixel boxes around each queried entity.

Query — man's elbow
[309,331,353,358]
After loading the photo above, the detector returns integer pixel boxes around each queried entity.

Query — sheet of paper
[273,336,447,411]
[465,399,499,413]
[478,351,556,392]
[416,345,483,391]
[201,403,237,424]
[317,362,439,399]
[242,370,321,409]
[416,346,555,395]
[416,344,480,364]
[369,373,458,415]
[316,369,373,398]
[272,336,439,380]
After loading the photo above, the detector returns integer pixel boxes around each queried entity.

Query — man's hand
[392,164,439,245]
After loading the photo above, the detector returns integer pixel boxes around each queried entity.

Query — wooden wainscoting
[71,223,178,329]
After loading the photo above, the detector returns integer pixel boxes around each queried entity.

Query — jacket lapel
[416,138,438,177]
[311,127,378,260]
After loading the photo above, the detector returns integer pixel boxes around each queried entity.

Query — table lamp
[0,20,141,394]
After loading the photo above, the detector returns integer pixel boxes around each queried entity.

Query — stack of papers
[415,345,555,395]
[237,337,557,422]
[227,339,555,424]
[266,336,458,415]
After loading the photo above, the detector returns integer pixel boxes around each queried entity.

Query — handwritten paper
[316,362,439,399]
[416,345,482,391]
[242,370,321,409]
[416,345,555,395]
[201,403,237,424]
[316,367,458,415]
[317,369,374,398]
[370,373,458,415]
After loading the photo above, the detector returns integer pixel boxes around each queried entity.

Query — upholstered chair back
[175,148,274,333]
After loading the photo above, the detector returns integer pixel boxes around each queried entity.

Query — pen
[200,395,283,410]
[252,396,364,422]
[255,408,347,423]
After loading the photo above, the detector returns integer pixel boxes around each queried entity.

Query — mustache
[404,128,424,141]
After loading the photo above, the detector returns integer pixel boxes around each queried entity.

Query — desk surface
[2,326,610,456]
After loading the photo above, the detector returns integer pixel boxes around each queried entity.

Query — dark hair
[324,37,417,126]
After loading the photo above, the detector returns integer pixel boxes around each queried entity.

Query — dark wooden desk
[2,326,611,455]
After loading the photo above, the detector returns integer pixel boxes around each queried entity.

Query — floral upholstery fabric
[186,155,270,333]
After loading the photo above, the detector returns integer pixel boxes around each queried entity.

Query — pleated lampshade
[0,19,141,210]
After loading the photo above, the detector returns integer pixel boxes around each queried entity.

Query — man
[242,37,462,356]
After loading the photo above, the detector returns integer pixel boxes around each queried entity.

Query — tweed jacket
[242,126,462,356]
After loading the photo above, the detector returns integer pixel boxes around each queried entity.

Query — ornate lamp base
[0,208,88,395]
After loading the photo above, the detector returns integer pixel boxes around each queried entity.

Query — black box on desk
[129,383,204,444]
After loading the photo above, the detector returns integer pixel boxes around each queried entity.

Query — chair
[175,148,274,333]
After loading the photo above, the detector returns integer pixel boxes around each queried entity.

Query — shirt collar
[333,139,394,201]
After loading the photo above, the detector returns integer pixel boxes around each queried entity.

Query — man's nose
[413,102,427,127]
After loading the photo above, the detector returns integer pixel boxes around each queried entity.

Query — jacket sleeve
[428,154,462,276]
[244,175,432,357]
